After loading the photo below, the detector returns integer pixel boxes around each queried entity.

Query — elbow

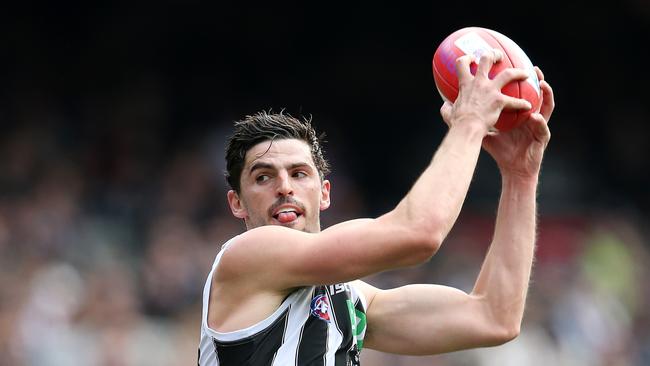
[425,233,443,256]
[494,324,521,345]
[410,214,448,257]
[506,325,521,342]
[483,322,521,347]
[387,207,447,259]
[409,230,442,262]
[470,295,524,347]
[384,210,444,264]
[417,219,444,255]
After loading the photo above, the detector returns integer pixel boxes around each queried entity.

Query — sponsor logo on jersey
[310,294,331,322]
[329,283,351,295]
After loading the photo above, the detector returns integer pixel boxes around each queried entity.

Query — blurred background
[1,2,649,365]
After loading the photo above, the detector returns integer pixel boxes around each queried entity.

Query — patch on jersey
[310,294,331,323]
[346,299,367,349]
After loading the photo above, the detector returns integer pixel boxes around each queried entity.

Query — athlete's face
[227,139,330,233]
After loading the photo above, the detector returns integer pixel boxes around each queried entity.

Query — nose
[276,171,293,196]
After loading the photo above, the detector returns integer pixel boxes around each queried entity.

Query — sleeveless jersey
[198,238,368,366]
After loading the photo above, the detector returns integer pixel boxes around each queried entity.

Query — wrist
[448,118,489,140]
[501,170,539,189]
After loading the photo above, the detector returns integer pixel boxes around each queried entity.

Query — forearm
[472,173,538,331]
[362,175,539,355]
[391,122,486,246]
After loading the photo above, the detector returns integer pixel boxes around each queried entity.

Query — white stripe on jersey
[270,290,311,365]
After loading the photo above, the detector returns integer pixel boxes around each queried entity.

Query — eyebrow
[249,162,274,173]
[248,162,313,174]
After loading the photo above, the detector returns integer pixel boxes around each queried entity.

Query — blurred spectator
[1,80,650,366]
[1,118,650,365]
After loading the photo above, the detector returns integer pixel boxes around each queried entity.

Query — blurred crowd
[0,122,238,365]
[2,2,650,365]
[1,120,649,365]
[362,212,650,365]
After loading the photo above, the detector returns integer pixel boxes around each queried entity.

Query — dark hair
[225,111,330,193]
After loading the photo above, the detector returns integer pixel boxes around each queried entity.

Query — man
[198,49,554,365]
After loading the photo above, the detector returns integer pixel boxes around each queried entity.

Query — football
[432,27,541,132]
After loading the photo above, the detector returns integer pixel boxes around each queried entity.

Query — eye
[293,171,307,178]
[256,174,270,183]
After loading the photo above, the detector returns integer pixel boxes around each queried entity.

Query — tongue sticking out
[277,211,298,223]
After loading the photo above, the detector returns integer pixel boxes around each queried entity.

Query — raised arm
[360,67,554,354]
[218,50,533,290]
[471,66,554,335]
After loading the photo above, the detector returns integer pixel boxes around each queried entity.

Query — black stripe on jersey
[212,306,290,366]
[331,287,353,366]
[297,286,328,366]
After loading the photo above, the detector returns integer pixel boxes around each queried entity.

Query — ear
[227,190,248,219]
[319,179,331,211]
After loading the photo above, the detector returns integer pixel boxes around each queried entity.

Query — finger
[493,68,530,89]
[539,80,555,121]
[455,54,474,84]
[476,49,501,79]
[440,101,453,126]
[501,95,532,111]
[527,113,551,144]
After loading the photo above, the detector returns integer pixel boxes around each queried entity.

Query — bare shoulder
[208,228,298,332]
[215,225,309,281]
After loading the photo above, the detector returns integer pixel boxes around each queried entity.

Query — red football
[432,27,541,132]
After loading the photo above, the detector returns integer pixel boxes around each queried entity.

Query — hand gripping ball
[432,27,541,132]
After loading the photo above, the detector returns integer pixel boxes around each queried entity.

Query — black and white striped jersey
[198,238,368,366]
